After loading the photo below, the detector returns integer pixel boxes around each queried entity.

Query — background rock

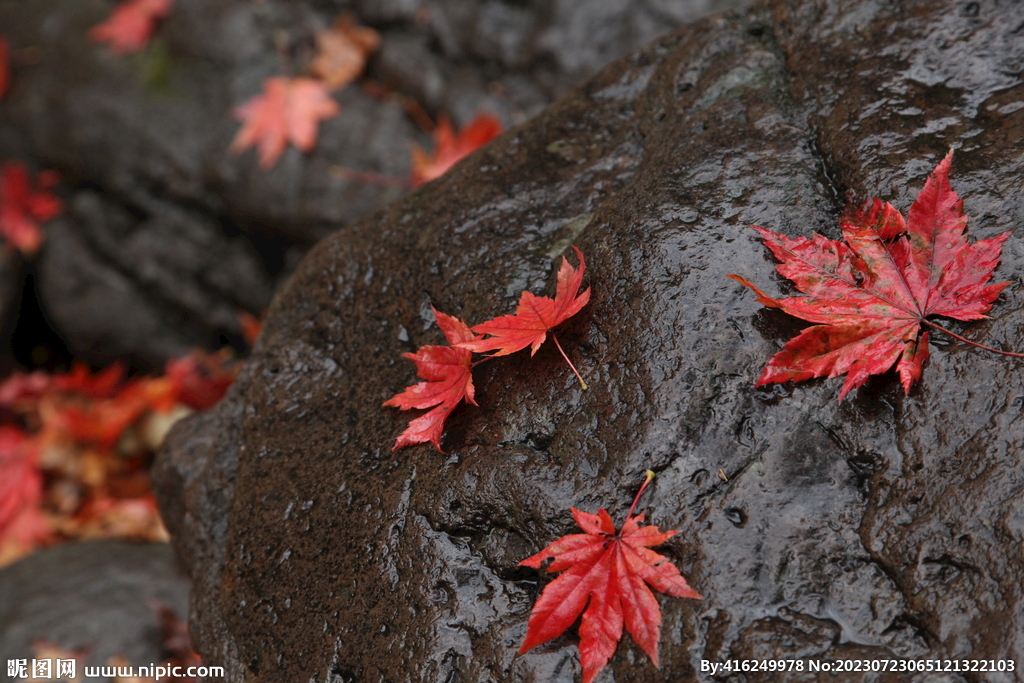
[0,0,744,367]
[155,0,1024,681]
[0,541,191,683]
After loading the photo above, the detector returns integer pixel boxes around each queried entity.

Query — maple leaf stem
[551,334,588,390]
[469,354,498,369]
[922,319,1024,359]
[627,470,657,518]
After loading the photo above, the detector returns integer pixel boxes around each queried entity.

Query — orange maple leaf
[90,0,174,55]
[0,162,62,254]
[311,16,380,91]
[519,472,701,683]
[411,113,502,186]
[231,77,341,169]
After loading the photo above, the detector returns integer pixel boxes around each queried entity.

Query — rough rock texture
[0,541,191,682]
[0,0,742,366]
[155,1,1024,682]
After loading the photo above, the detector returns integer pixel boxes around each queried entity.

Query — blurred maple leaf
[238,311,263,347]
[411,113,502,186]
[0,426,49,565]
[90,0,174,55]
[0,162,62,254]
[0,37,10,100]
[311,16,380,91]
[231,77,341,169]
[160,350,239,411]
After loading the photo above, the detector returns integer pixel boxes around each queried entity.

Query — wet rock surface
[0,541,191,682]
[0,0,741,366]
[154,1,1024,682]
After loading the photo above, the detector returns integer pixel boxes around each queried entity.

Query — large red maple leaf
[729,150,1013,400]
[383,309,479,452]
[231,77,341,169]
[458,246,590,387]
[411,113,502,186]
[519,473,700,683]
[0,162,62,254]
[89,0,174,55]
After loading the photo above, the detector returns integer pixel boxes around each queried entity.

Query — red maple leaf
[729,150,1014,400]
[0,37,10,100]
[89,0,174,55]
[0,162,62,254]
[383,308,479,452]
[161,350,238,411]
[519,472,701,683]
[53,361,128,398]
[231,77,341,169]
[411,113,502,186]
[0,427,48,547]
[458,246,590,387]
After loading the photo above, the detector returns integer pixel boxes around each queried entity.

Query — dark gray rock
[0,0,742,367]
[0,541,191,683]
[156,0,1024,682]
[37,189,274,367]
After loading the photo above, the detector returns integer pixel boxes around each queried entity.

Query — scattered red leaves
[730,150,1013,400]
[0,350,239,567]
[383,309,478,451]
[231,77,341,169]
[0,37,10,100]
[90,0,174,55]
[411,113,502,186]
[519,472,700,683]
[0,162,62,255]
[311,16,380,91]
[385,248,590,451]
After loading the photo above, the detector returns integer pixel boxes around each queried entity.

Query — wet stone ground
[147,0,1024,681]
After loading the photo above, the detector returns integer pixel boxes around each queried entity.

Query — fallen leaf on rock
[519,472,701,683]
[0,162,62,254]
[89,0,174,55]
[411,113,502,186]
[231,77,341,169]
[729,150,1014,400]
[310,16,380,91]
[383,308,479,452]
[459,246,590,387]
